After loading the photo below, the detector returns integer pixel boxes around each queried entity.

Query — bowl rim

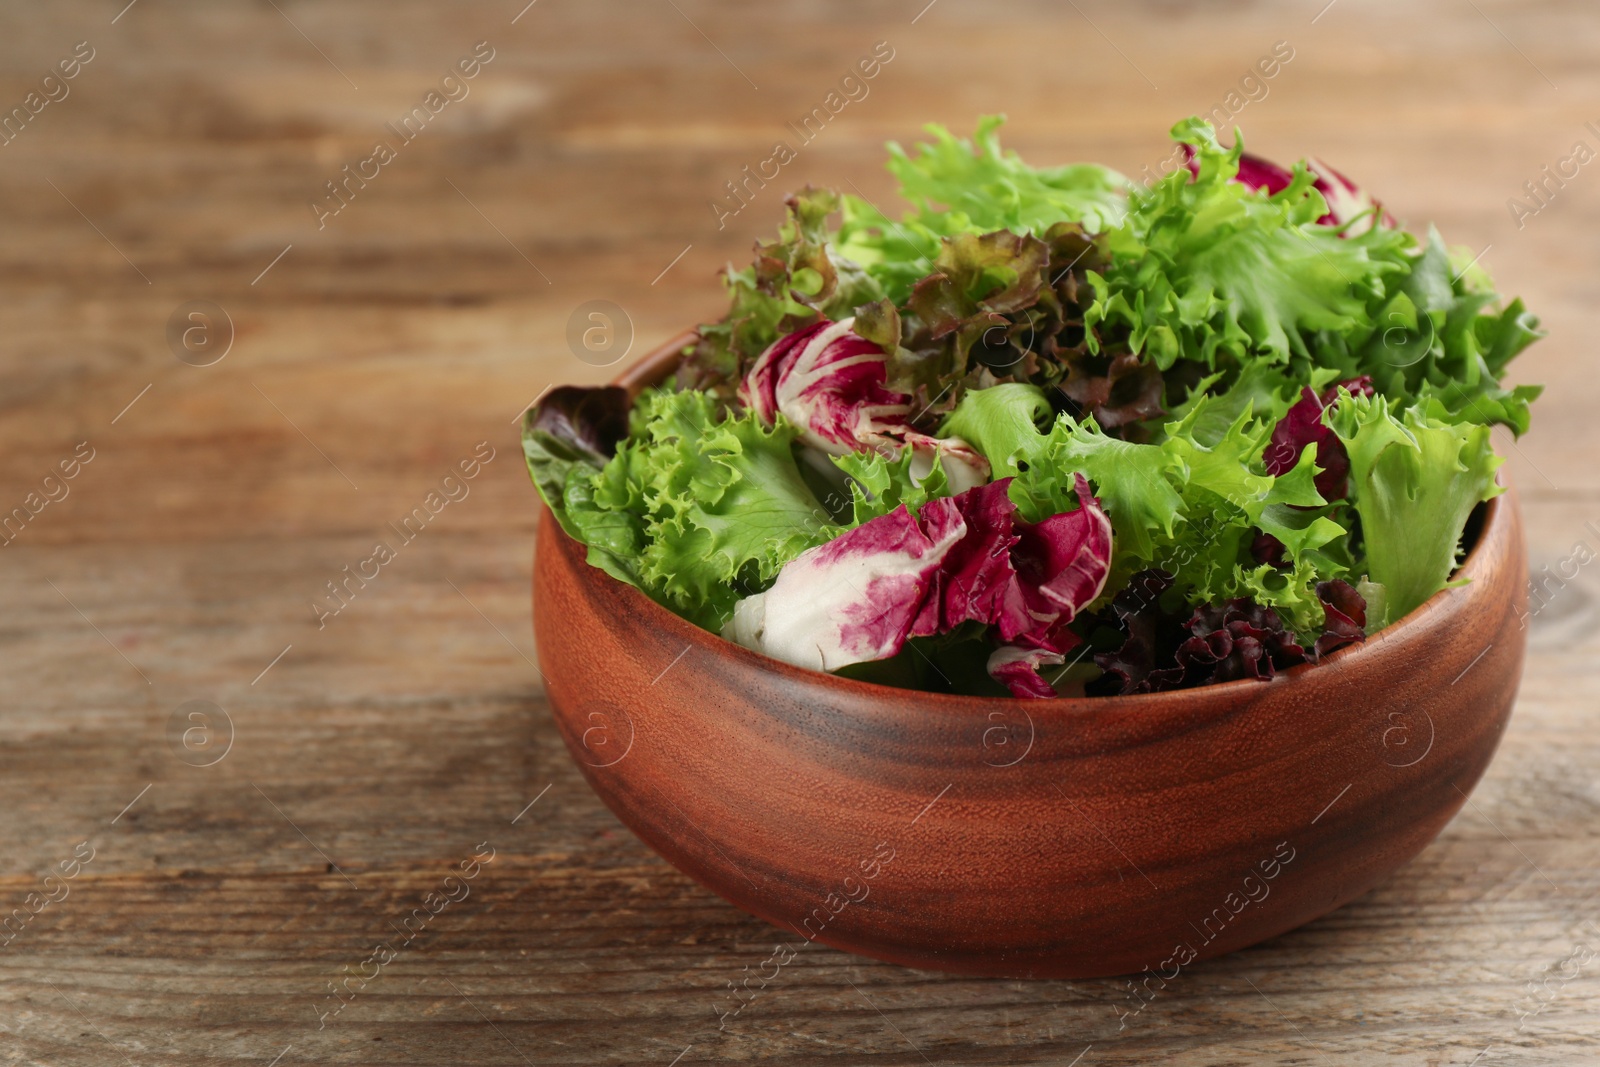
[541,329,1513,714]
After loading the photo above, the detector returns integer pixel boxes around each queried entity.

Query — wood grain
[1,0,1597,1063]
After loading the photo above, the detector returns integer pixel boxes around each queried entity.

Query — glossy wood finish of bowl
[531,339,1528,979]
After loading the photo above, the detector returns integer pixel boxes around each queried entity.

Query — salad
[524,117,1542,699]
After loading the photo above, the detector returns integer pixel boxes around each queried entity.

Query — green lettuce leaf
[1010,415,1185,557]
[562,465,646,588]
[1000,395,1354,634]
[834,115,1128,304]
[1158,401,1349,632]
[576,389,836,628]
[1329,393,1503,626]
[936,382,1052,479]
[1164,360,1300,447]
[885,115,1130,237]
[520,386,641,586]
[1326,227,1544,435]
[829,447,950,526]
[1087,118,1407,372]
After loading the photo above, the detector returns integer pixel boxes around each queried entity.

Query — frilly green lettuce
[570,390,838,628]
[1329,393,1503,626]
[941,382,1353,635]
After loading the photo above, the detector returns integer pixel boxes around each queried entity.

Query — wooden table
[2,0,1595,1063]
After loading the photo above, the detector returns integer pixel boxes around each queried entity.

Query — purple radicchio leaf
[910,479,1021,636]
[740,316,990,490]
[913,473,1114,698]
[1304,156,1399,233]
[995,473,1115,653]
[986,646,1065,700]
[1262,376,1378,503]
[721,503,966,673]
[723,474,1114,698]
[899,474,1112,699]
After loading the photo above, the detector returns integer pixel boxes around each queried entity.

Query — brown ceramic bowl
[532,332,1528,979]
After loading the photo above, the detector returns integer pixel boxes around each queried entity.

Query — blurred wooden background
[0,0,1595,1063]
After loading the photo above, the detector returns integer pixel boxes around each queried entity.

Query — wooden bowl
[531,333,1528,979]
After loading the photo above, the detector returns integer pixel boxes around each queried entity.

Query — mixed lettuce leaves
[525,116,1542,698]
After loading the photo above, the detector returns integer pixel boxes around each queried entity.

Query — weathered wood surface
[0,0,1595,1063]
